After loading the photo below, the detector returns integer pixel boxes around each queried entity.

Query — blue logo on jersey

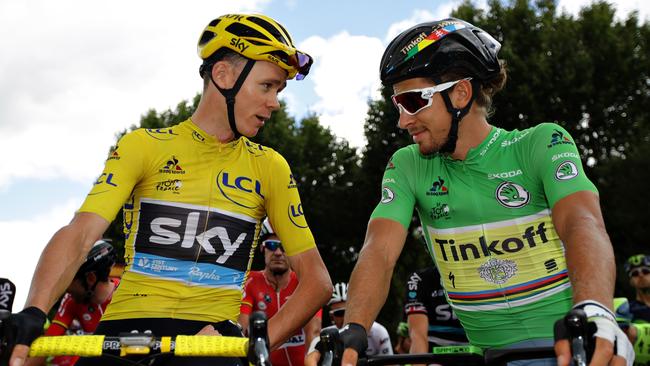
[94,173,118,187]
[145,128,179,140]
[288,203,308,228]
[217,170,264,209]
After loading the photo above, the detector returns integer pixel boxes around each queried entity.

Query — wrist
[573,300,616,323]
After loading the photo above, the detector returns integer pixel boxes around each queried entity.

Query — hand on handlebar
[554,302,634,366]
[8,307,47,366]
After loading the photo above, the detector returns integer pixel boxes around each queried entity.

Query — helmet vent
[198,31,216,46]
[247,16,288,45]
[226,22,269,41]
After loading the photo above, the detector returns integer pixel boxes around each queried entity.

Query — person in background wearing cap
[239,219,322,366]
[305,282,393,364]
[625,254,650,323]
[332,17,633,366]
[25,240,118,366]
[9,13,331,366]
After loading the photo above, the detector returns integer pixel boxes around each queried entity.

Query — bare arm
[238,312,250,337]
[345,218,408,330]
[26,212,109,311]
[304,314,322,353]
[267,247,332,349]
[552,191,615,309]
[407,314,429,354]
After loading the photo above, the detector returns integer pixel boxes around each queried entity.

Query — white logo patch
[381,187,395,204]
[555,161,579,180]
[478,258,517,285]
[495,182,530,208]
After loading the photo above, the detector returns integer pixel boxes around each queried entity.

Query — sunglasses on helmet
[262,239,284,252]
[290,52,313,81]
[391,77,472,115]
[629,267,650,278]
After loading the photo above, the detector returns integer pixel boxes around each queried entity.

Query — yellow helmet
[197,13,313,80]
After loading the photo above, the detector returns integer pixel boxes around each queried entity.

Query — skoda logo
[495,182,530,208]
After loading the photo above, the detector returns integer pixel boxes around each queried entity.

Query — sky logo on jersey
[135,198,256,276]
[427,177,449,196]
[288,202,308,228]
[145,128,179,140]
[478,258,517,285]
[495,182,529,208]
[555,161,579,180]
[217,170,264,209]
[159,156,185,174]
[547,129,573,148]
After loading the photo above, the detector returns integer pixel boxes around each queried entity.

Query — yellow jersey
[78,118,315,322]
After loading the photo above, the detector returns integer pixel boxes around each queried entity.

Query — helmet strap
[436,78,479,154]
[210,59,256,140]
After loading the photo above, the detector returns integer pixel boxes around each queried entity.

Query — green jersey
[372,123,597,349]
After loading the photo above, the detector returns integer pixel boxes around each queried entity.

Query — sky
[1,0,648,309]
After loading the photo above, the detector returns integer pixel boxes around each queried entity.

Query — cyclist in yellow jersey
[9,13,332,366]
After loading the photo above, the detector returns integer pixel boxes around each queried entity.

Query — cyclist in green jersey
[334,18,633,366]
[9,13,332,366]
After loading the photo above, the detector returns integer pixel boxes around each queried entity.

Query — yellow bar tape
[29,335,105,357]
[175,335,248,357]
[161,336,172,353]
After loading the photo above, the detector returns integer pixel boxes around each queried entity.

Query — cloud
[558,0,650,21]
[0,198,82,309]
[299,32,385,147]
[0,0,269,190]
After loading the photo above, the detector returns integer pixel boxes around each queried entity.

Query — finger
[304,351,320,366]
[588,337,613,366]
[342,348,359,366]
[554,339,571,366]
[10,345,30,366]
[196,324,221,335]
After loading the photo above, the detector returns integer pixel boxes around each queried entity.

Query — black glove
[11,307,47,346]
[339,323,368,356]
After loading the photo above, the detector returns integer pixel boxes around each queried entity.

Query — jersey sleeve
[240,275,255,315]
[526,123,597,208]
[372,323,394,355]
[77,131,147,222]
[370,147,417,229]
[404,270,429,316]
[263,151,316,256]
[46,294,75,336]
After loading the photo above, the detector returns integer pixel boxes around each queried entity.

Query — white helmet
[260,218,275,241]
[328,282,348,305]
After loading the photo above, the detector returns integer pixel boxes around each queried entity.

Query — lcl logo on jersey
[288,202,308,228]
[135,199,256,271]
[217,170,264,209]
[145,128,179,141]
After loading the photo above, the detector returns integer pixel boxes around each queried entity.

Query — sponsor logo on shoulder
[382,178,396,184]
[547,129,574,148]
[145,128,178,141]
[552,152,580,162]
[288,202,308,228]
[385,159,396,170]
[555,161,579,180]
[216,170,264,209]
[288,174,297,189]
[192,131,205,143]
[381,187,394,204]
[107,145,121,161]
[488,169,523,180]
[495,182,530,208]
[480,129,502,156]
[500,130,530,147]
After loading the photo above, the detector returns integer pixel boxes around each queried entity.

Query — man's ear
[452,79,473,109]
[211,60,235,89]
[85,271,98,287]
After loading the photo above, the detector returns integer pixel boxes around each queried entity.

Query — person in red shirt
[25,240,118,366]
[239,220,321,366]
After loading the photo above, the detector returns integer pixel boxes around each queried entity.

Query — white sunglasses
[391,77,472,115]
